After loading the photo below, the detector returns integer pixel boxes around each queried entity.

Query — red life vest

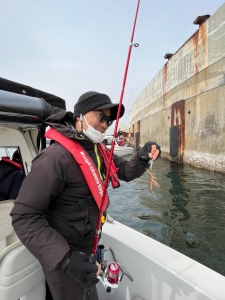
[45,128,120,211]
[1,157,22,170]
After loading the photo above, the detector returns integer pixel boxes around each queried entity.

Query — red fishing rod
[91,0,140,260]
[84,0,141,297]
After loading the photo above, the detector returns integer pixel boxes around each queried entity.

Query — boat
[105,136,134,156]
[1,78,225,300]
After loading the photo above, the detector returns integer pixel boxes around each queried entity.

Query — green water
[108,157,225,277]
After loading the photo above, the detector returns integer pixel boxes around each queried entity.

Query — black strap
[50,196,94,213]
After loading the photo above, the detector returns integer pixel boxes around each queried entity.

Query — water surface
[108,157,225,277]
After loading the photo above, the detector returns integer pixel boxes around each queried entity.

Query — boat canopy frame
[0,77,66,110]
[0,77,67,151]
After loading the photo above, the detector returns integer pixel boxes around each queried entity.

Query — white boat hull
[1,219,225,300]
[96,220,225,300]
[107,145,134,156]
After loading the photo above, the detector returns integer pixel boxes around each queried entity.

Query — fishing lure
[145,168,161,194]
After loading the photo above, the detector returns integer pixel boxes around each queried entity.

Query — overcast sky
[1,0,224,125]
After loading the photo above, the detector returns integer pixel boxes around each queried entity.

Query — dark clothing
[10,111,149,300]
[45,281,54,300]
[0,160,24,201]
[43,265,99,300]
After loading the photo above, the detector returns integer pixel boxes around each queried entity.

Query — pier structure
[129,3,225,173]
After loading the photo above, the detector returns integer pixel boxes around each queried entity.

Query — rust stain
[199,23,207,67]
[171,100,185,155]
[192,31,199,74]
[163,63,168,95]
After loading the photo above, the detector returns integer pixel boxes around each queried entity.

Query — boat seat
[0,200,19,252]
[0,243,45,300]
[0,200,45,299]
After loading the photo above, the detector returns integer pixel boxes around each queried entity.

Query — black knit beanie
[74,91,124,120]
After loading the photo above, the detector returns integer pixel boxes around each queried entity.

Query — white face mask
[80,116,106,143]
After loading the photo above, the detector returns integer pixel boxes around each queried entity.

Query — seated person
[0,150,24,201]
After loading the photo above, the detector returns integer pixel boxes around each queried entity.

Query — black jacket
[11,111,149,270]
[0,160,24,201]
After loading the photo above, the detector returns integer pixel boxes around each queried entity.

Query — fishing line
[85,0,140,286]
[124,4,144,126]
[167,0,182,53]
[82,2,141,299]
[124,49,139,126]
[92,0,141,258]
[124,86,138,126]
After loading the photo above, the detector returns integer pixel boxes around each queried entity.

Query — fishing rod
[83,0,141,298]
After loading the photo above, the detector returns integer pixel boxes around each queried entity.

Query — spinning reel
[97,245,134,294]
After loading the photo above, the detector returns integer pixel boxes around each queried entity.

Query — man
[10,91,161,300]
[0,150,24,201]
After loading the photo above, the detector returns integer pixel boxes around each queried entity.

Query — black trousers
[46,281,54,300]
[43,267,99,300]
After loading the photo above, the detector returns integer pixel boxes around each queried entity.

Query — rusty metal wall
[171,100,185,157]
[130,3,225,173]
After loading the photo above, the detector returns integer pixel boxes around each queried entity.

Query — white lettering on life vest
[80,151,103,196]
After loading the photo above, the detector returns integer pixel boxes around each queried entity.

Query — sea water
[108,157,225,277]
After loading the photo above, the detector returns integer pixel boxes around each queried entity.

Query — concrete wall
[130,3,225,173]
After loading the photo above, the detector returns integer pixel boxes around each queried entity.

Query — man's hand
[138,141,161,162]
[65,250,99,286]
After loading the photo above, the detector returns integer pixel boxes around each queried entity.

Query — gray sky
[1,0,224,125]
